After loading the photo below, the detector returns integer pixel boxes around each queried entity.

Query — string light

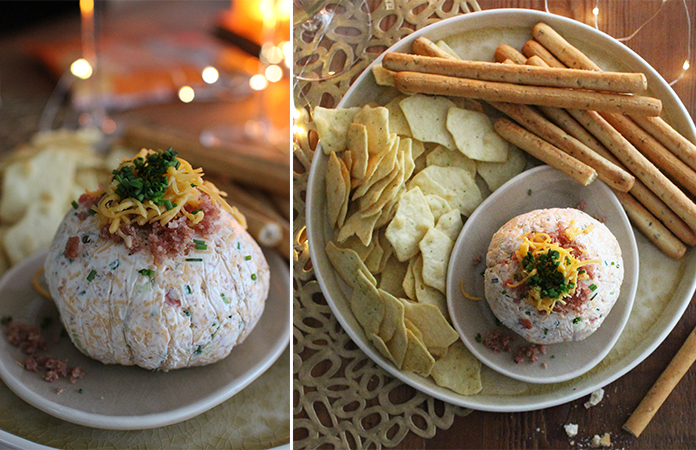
[249,74,268,91]
[202,66,219,84]
[265,65,283,82]
[178,86,195,103]
[544,0,692,86]
[282,41,292,68]
[70,58,93,79]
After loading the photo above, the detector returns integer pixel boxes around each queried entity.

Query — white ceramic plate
[306,9,696,411]
[447,165,638,384]
[0,249,289,430]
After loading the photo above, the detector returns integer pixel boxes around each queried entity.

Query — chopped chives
[220,293,230,304]
[185,285,192,294]
[251,273,257,281]
[139,269,155,278]
[87,270,97,282]
[71,200,78,210]
[186,258,203,262]
[244,255,252,261]
[589,284,598,291]
[191,208,202,214]
[164,199,174,210]
[195,243,207,250]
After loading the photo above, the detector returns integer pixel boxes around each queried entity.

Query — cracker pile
[0,129,134,273]
[314,87,525,394]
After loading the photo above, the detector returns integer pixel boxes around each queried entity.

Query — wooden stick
[383,53,648,93]
[393,72,661,116]
[525,48,696,246]
[235,203,282,248]
[567,109,696,233]
[493,118,597,185]
[412,37,457,59]
[601,113,696,197]
[494,44,527,64]
[271,193,291,221]
[629,115,696,172]
[211,179,290,260]
[614,191,687,259]
[489,101,634,191]
[532,22,602,71]
[624,325,696,436]
[123,125,290,196]
[522,40,566,68]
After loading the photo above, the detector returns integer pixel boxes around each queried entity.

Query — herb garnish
[186,258,203,262]
[193,239,207,250]
[139,269,155,278]
[521,250,573,299]
[111,148,180,205]
[71,200,78,210]
[86,270,97,282]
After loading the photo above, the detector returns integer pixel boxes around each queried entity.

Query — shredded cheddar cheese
[93,149,246,245]
[460,280,483,301]
[512,226,599,314]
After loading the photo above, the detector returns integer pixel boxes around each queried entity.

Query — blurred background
[0,0,292,268]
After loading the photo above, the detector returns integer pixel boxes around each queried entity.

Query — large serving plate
[0,249,290,430]
[306,9,696,411]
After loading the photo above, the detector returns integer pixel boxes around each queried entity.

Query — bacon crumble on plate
[45,148,270,371]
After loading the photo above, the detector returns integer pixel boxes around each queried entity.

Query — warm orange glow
[80,0,94,16]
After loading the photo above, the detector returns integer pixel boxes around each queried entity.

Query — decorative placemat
[293,1,480,449]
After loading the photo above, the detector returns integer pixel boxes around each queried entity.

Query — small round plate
[447,166,639,383]
[0,249,289,430]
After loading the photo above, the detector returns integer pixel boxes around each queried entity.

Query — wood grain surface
[396,1,696,448]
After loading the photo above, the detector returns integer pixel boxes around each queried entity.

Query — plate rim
[0,249,290,430]
[306,8,696,412]
[446,165,639,384]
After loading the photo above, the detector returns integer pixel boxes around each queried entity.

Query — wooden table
[396,1,696,448]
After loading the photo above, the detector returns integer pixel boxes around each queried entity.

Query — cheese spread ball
[484,208,623,344]
[44,149,269,370]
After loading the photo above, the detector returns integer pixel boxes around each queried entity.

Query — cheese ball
[484,208,623,344]
[44,149,269,370]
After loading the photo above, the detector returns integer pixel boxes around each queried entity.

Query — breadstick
[532,22,601,71]
[393,71,662,116]
[520,56,696,246]
[629,115,696,172]
[494,44,527,64]
[412,37,457,59]
[601,112,696,197]
[567,109,696,232]
[383,53,648,93]
[624,324,696,436]
[493,118,597,185]
[541,105,696,245]
[522,40,566,68]
[489,101,634,191]
[615,191,687,259]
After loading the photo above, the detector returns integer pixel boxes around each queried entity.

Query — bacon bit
[100,223,144,254]
[97,193,222,262]
[577,201,586,211]
[472,255,482,265]
[25,355,39,373]
[56,387,65,395]
[514,344,547,364]
[64,236,81,259]
[519,318,533,329]
[482,330,513,353]
[44,370,59,382]
[149,216,195,263]
[164,289,182,308]
[3,320,83,384]
[70,367,85,384]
